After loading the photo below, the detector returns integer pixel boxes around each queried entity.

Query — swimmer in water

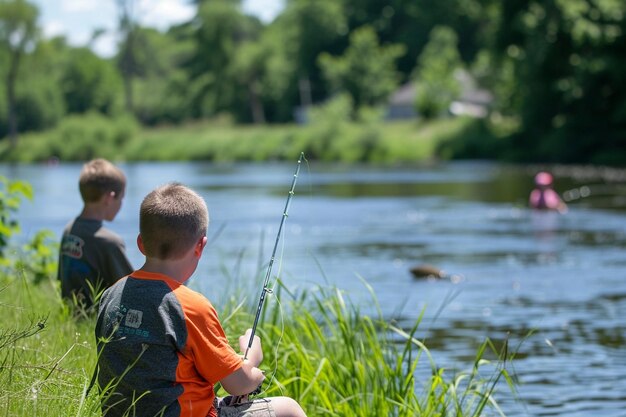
[529,171,568,213]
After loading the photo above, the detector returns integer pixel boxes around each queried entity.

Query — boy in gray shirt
[57,158,133,308]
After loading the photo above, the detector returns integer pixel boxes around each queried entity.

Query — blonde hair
[79,159,126,203]
[140,183,209,260]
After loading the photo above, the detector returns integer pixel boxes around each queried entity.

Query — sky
[33,0,284,57]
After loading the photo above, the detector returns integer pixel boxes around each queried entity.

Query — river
[1,160,625,417]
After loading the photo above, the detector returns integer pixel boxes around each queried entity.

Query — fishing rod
[243,152,304,360]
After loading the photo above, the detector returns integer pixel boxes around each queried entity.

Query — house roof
[388,70,493,108]
[389,83,416,106]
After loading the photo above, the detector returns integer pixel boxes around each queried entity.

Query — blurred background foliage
[0,0,624,164]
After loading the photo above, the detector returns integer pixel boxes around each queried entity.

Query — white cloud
[243,0,284,23]
[41,19,65,38]
[41,18,96,51]
[61,0,98,13]
[137,0,195,30]
[92,31,117,57]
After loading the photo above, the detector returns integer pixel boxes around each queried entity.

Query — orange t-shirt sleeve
[178,289,243,383]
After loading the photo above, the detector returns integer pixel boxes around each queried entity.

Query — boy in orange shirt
[95,183,306,417]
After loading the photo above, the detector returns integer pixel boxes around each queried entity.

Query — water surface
[2,160,625,417]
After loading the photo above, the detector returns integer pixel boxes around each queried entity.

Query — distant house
[385,70,493,120]
[448,70,493,118]
[293,106,309,124]
[386,83,418,120]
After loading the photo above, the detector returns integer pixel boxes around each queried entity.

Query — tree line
[1,0,625,164]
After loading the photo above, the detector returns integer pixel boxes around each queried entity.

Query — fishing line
[260,284,286,396]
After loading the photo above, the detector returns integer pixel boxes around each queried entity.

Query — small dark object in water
[410,264,446,279]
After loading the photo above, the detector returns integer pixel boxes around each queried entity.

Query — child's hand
[239,329,263,366]
[238,328,256,351]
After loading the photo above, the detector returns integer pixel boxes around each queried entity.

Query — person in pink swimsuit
[529,171,568,213]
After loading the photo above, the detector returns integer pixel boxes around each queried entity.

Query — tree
[0,36,67,137]
[413,26,463,119]
[492,0,626,163]
[115,0,140,114]
[318,25,405,111]
[131,26,196,125]
[61,47,122,115]
[185,0,259,120]
[276,0,347,109]
[114,1,168,117]
[0,0,38,146]
[340,0,496,79]
[231,40,268,124]
[236,22,300,123]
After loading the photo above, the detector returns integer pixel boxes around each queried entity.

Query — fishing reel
[229,387,262,405]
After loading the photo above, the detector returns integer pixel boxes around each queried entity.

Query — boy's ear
[195,236,208,256]
[137,234,146,255]
[102,191,116,205]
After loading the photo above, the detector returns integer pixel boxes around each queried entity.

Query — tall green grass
[222,280,516,417]
[1,264,516,417]
[0,273,101,416]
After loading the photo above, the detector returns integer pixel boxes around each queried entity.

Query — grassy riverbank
[0,113,501,164]
[0,266,515,416]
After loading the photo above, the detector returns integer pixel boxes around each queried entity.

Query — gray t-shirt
[95,270,242,417]
[57,217,133,305]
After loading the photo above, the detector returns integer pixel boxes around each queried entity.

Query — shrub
[0,176,32,262]
[0,113,139,162]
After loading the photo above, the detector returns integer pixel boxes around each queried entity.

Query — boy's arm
[220,360,265,395]
[219,329,265,395]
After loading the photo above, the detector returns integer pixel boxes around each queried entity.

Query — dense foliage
[0,0,624,164]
